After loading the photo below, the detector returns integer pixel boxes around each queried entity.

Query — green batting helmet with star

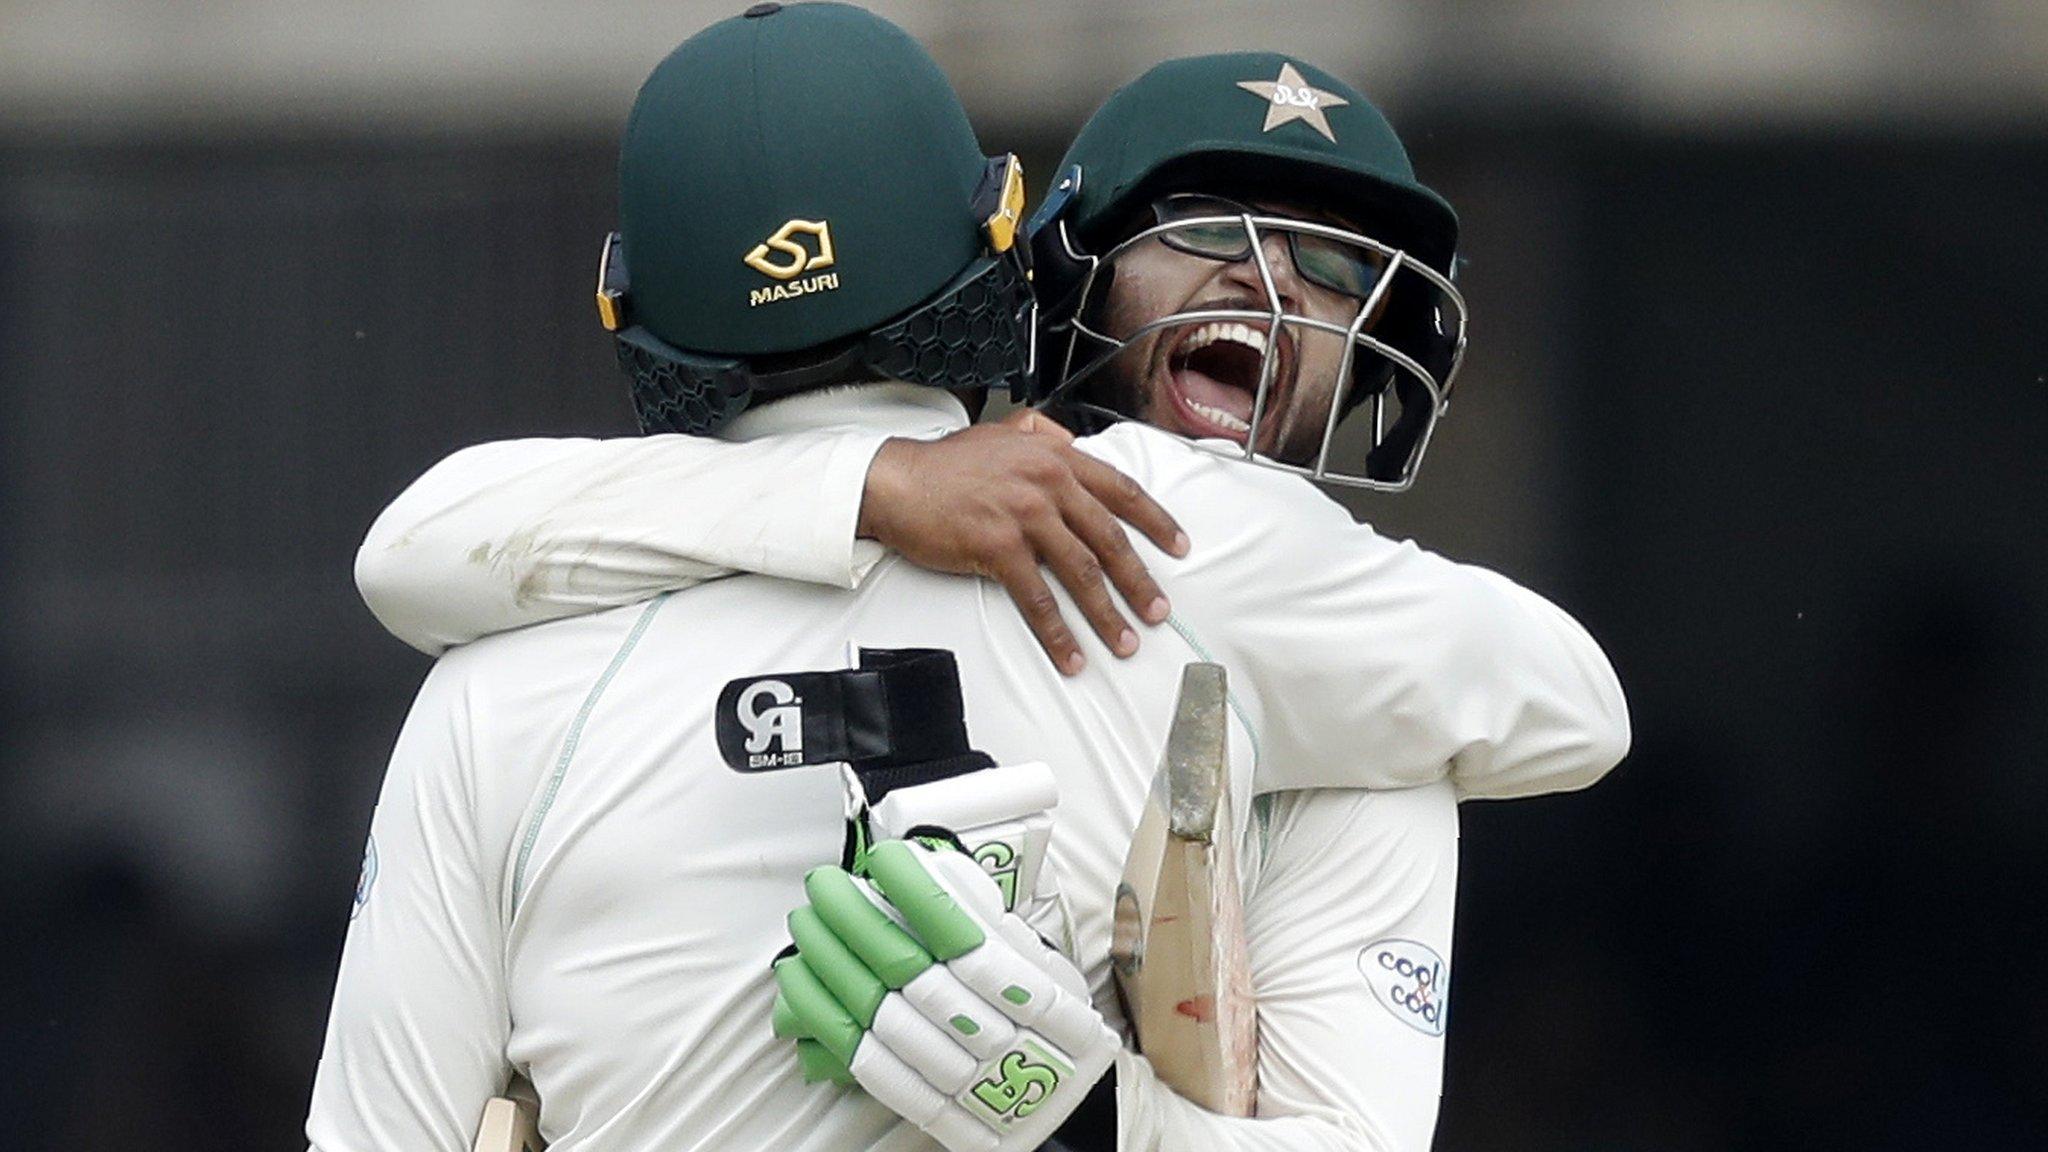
[1046,52,1457,273]
[1026,51,1469,490]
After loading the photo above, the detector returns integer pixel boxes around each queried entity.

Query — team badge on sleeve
[1359,938,1447,1036]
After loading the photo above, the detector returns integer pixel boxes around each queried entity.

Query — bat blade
[1110,662,1258,1116]
[472,1075,545,1152]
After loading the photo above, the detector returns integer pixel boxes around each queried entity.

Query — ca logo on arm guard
[714,666,890,775]
[731,679,805,768]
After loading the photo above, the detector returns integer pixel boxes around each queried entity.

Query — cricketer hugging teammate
[305,4,1629,1151]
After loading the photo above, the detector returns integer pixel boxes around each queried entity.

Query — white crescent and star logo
[1236,62,1348,143]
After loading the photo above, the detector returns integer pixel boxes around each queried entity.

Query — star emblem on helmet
[1235,62,1348,142]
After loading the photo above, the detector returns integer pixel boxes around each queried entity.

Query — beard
[1086,348,1154,424]
[1049,324,1156,436]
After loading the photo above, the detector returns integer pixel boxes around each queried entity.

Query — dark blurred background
[2,2,2043,1148]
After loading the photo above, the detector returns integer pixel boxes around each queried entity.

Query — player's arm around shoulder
[355,430,889,655]
[1080,424,1630,800]
[353,416,1186,671]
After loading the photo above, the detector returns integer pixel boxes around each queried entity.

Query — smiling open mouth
[1166,321,1286,443]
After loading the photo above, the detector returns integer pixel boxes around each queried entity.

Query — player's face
[1092,196,1391,461]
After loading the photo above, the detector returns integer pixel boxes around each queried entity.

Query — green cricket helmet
[1026,52,1469,490]
[596,2,1033,435]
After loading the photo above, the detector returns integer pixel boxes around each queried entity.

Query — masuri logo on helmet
[745,218,838,286]
[594,2,1034,436]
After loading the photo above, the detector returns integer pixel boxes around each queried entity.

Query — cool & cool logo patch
[1359,938,1447,1036]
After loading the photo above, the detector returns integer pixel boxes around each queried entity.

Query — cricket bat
[473,1074,544,1152]
[1109,662,1258,1116]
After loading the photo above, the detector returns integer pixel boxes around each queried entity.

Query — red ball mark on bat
[1175,995,1216,1022]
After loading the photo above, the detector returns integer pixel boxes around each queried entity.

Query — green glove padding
[770,837,1122,1152]
[788,905,889,1027]
[773,955,862,1066]
[795,1037,857,1087]
[865,840,989,961]
[804,865,939,988]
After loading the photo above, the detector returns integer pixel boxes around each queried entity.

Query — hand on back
[859,409,1190,675]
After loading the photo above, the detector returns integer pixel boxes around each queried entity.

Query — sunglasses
[1149,194,1389,300]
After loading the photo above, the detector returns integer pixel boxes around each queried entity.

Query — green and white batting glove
[848,760,1072,950]
[773,838,1118,1152]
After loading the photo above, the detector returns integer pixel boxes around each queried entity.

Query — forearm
[1079,424,1628,798]
[1116,1051,1391,1152]
[357,431,887,653]
[1171,541,1628,799]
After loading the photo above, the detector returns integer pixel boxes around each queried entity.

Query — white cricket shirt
[310,385,1629,1151]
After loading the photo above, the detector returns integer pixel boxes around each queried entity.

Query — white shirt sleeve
[355,431,888,654]
[1118,783,1460,1151]
[304,655,510,1152]
[1087,426,1632,801]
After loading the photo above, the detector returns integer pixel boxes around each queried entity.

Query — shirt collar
[719,382,971,443]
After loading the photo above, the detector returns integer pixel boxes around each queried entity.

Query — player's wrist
[1036,1062,1118,1152]
[857,437,917,542]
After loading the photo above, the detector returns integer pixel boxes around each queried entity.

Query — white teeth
[1186,399,1251,433]
[1176,320,1267,435]
[1181,321,1269,356]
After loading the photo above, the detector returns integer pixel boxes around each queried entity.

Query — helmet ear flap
[973,154,1028,256]
[1025,165,1091,321]
[1350,280,1456,484]
[1362,371,1436,484]
[1025,166,1114,408]
[614,326,755,435]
